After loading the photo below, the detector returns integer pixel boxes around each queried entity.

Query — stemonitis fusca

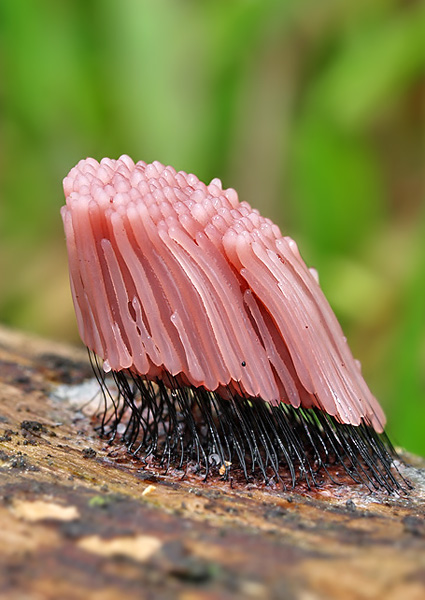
[61,155,405,491]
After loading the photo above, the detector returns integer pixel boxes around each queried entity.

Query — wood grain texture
[0,325,424,600]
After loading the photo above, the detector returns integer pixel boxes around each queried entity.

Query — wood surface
[0,325,424,600]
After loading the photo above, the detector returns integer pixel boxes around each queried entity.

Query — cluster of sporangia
[62,155,405,492]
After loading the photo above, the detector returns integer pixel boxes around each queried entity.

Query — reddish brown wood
[0,326,424,600]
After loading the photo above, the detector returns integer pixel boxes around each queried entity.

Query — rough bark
[0,325,424,600]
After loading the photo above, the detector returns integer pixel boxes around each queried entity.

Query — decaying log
[0,325,424,600]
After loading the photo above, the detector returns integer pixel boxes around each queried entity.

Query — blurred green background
[0,0,424,455]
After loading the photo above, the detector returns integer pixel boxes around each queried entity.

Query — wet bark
[0,325,424,600]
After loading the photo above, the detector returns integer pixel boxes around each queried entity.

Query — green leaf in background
[315,2,425,130]
[291,115,383,259]
[388,212,425,455]
[0,0,423,455]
